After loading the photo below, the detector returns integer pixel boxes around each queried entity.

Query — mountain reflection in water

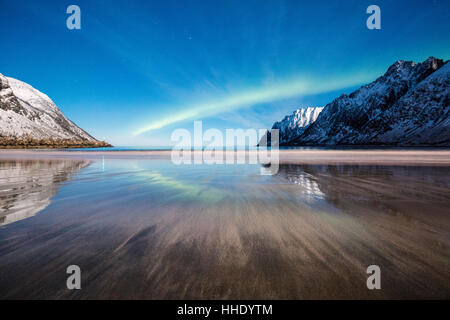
[0,160,91,226]
[0,159,448,299]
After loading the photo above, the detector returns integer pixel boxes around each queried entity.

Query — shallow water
[0,158,449,299]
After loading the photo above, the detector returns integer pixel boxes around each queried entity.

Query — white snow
[0,73,96,141]
[273,106,324,143]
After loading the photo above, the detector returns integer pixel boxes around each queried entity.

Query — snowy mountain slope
[372,62,450,145]
[268,57,449,146]
[0,74,110,147]
[272,107,324,144]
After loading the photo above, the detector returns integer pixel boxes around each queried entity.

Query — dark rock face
[0,76,22,114]
[269,57,449,146]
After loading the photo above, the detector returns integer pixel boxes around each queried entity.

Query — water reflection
[0,160,448,299]
[278,164,450,213]
[277,163,450,202]
[0,160,91,226]
[276,165,325,199]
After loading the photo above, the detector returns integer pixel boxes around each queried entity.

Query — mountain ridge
[272,106,324,145]
[265,57,449,147]
[0,74,111,148]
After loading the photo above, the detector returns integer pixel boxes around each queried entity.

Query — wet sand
[0,151,449,299]
[1,149,450,165]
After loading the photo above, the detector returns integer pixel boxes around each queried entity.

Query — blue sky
[0,0,449,146]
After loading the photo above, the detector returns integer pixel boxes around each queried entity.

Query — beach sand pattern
[0,150,449,299]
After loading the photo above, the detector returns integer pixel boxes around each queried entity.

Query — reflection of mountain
[0,160,91,226]
[276,163,450,211]
[276,164,325,199]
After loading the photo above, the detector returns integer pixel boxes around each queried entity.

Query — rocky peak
[272,106,324,144]
[383,57,445,84]
[267,57,449,146]
[0,73,111,148]
[0,74,8,90]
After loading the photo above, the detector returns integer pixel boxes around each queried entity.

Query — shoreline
[0,149,449,166]
[0,139,111,149]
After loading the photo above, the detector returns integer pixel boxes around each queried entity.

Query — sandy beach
[0,149,449,299]
[0,149,449,166]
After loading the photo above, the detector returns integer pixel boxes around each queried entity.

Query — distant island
[263,57,449,147]
[0,73,111,148]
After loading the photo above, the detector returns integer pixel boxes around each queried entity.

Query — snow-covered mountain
[0,74,110,148]
[267,57,449,146]
[272,107,324,144]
